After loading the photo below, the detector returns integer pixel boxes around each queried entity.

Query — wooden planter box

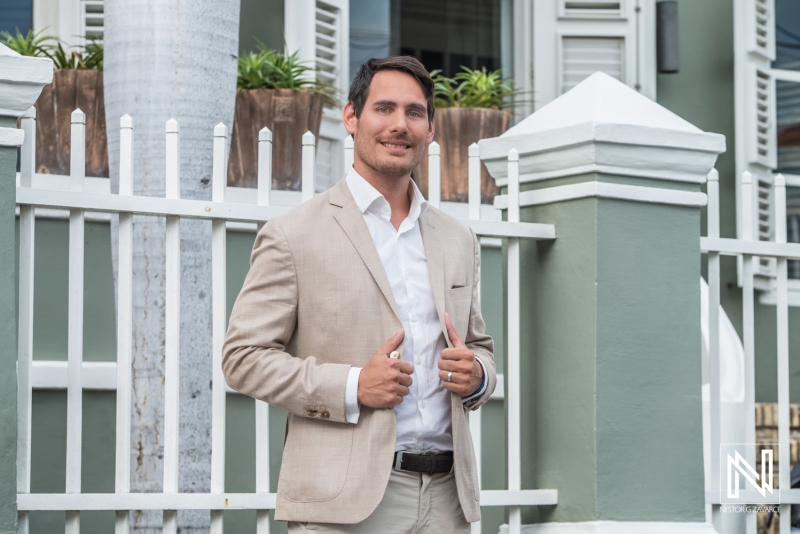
[415,107,511,203]
[228,88,324,189]
[34,69,108,177]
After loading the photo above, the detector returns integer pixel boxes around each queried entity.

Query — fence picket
[302,132,315,203]
[774,174,791,534]
[66,109,86,534]
[740,171,757,534]
[17,107,36,534]
[163,118,181,534]
[468,142,483,534]
[344,135,353,170]
[258,128,272,209]
[115,114,134,534]
[706,169,721,528]
[428,142,440,208]
[507,149,521,534]
[211,123,228,534]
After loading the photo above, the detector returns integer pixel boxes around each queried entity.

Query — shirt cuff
[461,357,488,403]
[345,366,362,424]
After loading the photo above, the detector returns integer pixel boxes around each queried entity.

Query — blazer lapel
[419,210,451,347]
[330,179,402,324]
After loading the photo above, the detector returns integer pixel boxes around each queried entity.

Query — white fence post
[17,106,36,534]
[468,142,483,534]
[774,174,791,534]
[163,118,181,534]
[705,169,721,528]
[258,127,273,210]
[66,108,86,534]
[507,149,521,534]
[115,114,134,534]
[740,171,757,534]
[210,123,228,534]
[344,135,353,170]
[428,141,441,208]
[302,131,315,203]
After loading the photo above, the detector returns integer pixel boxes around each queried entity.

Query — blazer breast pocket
[448,285,472,301]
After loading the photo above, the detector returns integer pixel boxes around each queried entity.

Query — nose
[388,111,409,135]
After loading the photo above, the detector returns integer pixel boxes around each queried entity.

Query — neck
[352,159,412,222]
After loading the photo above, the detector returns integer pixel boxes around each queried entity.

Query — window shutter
[561,0,625,19]
[534,0,655,109]
[561,37,624,94]
[735,0,777,283]
[80,0,104,40]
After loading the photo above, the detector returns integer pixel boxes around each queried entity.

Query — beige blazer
[222,177,496,524]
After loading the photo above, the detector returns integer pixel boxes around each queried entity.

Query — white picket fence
[15,107,557,534]
[702,169,800,533]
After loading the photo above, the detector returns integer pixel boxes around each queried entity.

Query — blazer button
[321,411,330,419]
[307,409,317,417]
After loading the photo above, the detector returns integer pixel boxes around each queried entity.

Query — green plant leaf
[0,28,56,57]
[431,66,525,111]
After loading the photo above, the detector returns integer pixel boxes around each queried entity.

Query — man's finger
[440,347,472,361]
[394,360,414,375]
[397,372,413,387]
[380,329,405,355]
[444,312,466,348]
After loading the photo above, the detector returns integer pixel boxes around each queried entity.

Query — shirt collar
[345,166,429,222]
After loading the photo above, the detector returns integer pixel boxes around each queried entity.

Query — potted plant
[228,46,338,189]
[2,29,107,177]
[415,67,521,203]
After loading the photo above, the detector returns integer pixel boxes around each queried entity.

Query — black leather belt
[393,451,454,474]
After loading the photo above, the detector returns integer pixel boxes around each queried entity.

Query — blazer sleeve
[222,218,351,423]
[462,227,497,412]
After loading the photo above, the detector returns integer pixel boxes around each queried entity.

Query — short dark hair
[348,56,435,123]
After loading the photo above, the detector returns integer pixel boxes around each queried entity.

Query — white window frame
[533,0,656,111]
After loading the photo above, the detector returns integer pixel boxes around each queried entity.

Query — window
[349,0,511,80]
[80,0,103,40]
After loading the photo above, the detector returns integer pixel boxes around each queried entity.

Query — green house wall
[656,0,800,403]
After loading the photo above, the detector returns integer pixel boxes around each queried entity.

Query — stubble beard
[354,134,423,179]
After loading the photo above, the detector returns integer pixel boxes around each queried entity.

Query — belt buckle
[394,451,404,471]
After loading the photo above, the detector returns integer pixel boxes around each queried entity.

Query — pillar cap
[480,72,726,187]
[0,44,53,118]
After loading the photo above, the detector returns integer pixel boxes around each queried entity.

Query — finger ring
[447,371,453,382]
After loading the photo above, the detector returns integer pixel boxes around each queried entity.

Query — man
[222,56,496,533]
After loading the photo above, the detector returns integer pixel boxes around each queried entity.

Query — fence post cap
[741,171,752,185]
[23,106,36,119]
[71,108,86,124]
[428,141,440,155]
[302,131,315,144]
[214,123,228,137]
[166,118,179,133]
[707,168,719,182]
[775,173,785,187]
[259,127,272,142]
[344,135,353,147]
[120,114,133,128]
[469,143,480,157]
[508,148,519,162]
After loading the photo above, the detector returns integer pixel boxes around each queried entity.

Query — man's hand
[438,312,483,396]
[357,329,414,408]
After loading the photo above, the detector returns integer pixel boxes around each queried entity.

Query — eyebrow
[372,100,427,114]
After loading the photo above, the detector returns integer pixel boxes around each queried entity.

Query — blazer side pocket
[280,415,354,502]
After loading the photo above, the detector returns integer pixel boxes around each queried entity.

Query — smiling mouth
[380,141,412,150]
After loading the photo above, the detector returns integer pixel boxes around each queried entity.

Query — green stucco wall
[14,218,508,534]
[513,175,706,524]
[1,117,19,534]
[656,0,800,403]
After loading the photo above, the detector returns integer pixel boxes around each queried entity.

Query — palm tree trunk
[103,1,239,531]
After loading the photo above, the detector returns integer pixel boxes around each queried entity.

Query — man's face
[343,70,435,179]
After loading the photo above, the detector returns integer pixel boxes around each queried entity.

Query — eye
[377,106,390,113]
[408,110,422,118]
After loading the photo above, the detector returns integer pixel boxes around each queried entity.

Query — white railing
[702,169,800,534]
[15,107,557,534]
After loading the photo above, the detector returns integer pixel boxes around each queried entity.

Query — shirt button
[416,359,421,365]
[410,314,417,322]
[383,206,389,213]
[420,401,426,408]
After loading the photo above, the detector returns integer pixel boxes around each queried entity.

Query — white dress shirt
[343,167,486,452]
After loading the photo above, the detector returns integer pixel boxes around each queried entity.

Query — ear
[425,115,435,145]
[343,101,357,136]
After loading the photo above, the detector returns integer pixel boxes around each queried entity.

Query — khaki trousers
[287,467,470,533]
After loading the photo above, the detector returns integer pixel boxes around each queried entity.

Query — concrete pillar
[0,44,52,534]
[480,73,725,534]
